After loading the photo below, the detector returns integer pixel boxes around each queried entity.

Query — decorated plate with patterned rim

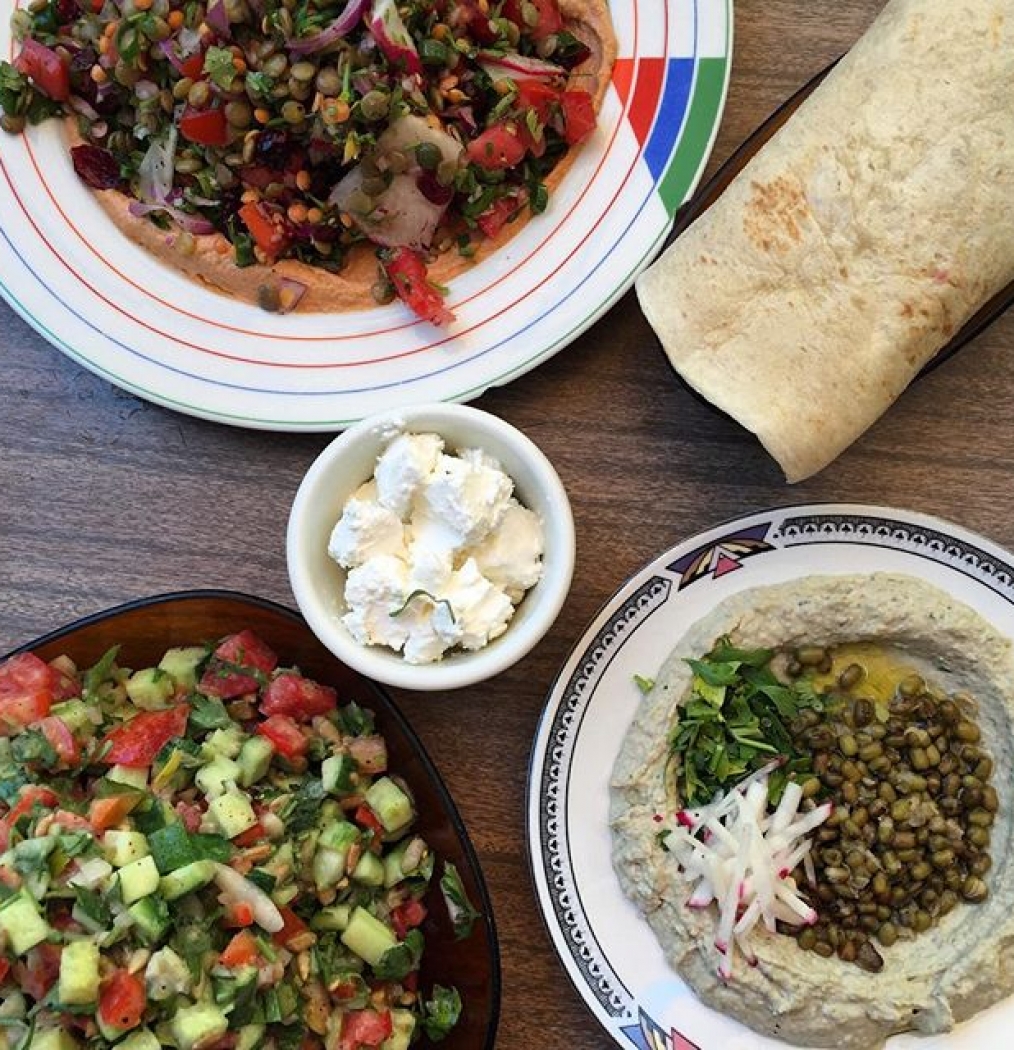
[0,0,731,432]
[527,502,1014,1050]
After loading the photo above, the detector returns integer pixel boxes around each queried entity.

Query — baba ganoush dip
[610,573,1014,1049]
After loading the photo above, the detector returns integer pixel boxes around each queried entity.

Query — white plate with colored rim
[527,503,1014,1050]
[0,0,732,431]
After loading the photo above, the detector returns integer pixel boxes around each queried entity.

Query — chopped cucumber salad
[0,630,476,1050]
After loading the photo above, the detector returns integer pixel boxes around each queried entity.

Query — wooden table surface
[4,0,1013,1046]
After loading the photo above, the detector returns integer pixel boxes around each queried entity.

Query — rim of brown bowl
[2,589,501,1050]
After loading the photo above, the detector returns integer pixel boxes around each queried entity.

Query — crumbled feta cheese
[470,499,545,602]
[412,449,514,555]
[330,431,545,664]
[328,481,406,569]
[342,555,411,650]
[374,432,443,518]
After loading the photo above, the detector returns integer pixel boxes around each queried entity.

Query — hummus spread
[610,573,1014,1049]
[80,0,616,314]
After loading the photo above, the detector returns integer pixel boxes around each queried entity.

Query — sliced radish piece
[370,0,421,74]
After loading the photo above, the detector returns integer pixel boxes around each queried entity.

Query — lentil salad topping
[0,0,613,322]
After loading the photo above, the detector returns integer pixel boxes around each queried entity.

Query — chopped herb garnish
[439,861,480,940]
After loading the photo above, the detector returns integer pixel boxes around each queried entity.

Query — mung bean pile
[778,646,996,973]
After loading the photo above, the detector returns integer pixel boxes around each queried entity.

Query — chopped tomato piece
[15,942,61,1001]
[560,89,596,146]
[477,193,525,240]
[37,715,79,766]
[0,785,59,851]
[339,1009,393,1050]
[98,970,146,1032]
[231,819,265,848]
[466,123,526,170]
[354,804,384,841]
[101,706,189,767]
[272,906,310,950]
[223,900,256,927]
[175,800,203,833]
[219,930,260,967]
[256,714,307,759]
[0,958,10,984]
[180,52,205,80]
[179,105,229,147]
[503,0,562,38]
[14,39,70,101]
[51,810,93,834]
[515,79,560,121]
[0,653,55,735]
[88,793,140,832]
[382,247,455,327]
[214,631,278,674]
[389,898,427,940]
[261,673,336,720]
[237,202,292,263]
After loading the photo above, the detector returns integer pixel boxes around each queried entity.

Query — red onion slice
[205,0,231,39]
[286,0,369,56]
[128,200,216,235]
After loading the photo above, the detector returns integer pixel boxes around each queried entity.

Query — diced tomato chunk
[354,804,384,841]
[223,901,256,928]
[477,193,525,240]
[180,52,205,80]
[339,1009,393,1050]
[0,653,55,735]
[231,818,265,848]
[179,105,229,147]
[502,0,562,37]
[37,716,79,766]
[272,906,310,950]
[0,785,59,851]
[88,793,140,832]
[200,630,277,698]
[382,247,455,327]
[560,89,596,146]
[14,38,70,100]
[466,123,526,170]
[219,930,260,967]
[98,970,146,1031]
[261,673,336,720]
[515,79,560,121]
[15,942,62,1001]
[389,898,427,940]
[256,714,307,759]
[237,202,292,262]
[0,958,10,984]
[101,706,189,767]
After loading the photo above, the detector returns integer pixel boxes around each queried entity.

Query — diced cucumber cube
[312,848,346,891]
[158,647,207,690]
[321,753,356,795]
[208,791,257,840]
[235,1025,265,1050]
[103,830,149,868]
[195,758,241,801]
[0,892,51,955]
[171,1002,229,1050]
[204,726,244,760]
[237,736,274,787]
[58,940,100,1006]
[340,907,397,967]
[119,855,161,904]
[145,947,191,1000]
[363,777,413,834]
[351,852,384,887]
[310,904,351,932]
[115,1030,160,1050]
[159,860,217,900]
[125,667,175,710]
[128,896,171,947]
[380,1009,416,1050]
[28,1030,78,1050]
[107,765,148,791]
[318,821,359,852]
[49,700,92,734]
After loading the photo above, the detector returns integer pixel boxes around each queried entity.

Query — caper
[969,808,994,828]
[852,698,875,726]
[856,940,884,973]
[797,927,817,951]
[360,89,390,122]
[813,941,834,958]
[955,720,981,743]
[264,53,289,78]
[281,100,305,124]
[838,663,864,690]
[796,645,828,667]
[415,141,442,171]
[962,876,989,902]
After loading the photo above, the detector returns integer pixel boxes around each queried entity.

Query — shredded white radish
[664,765,831,980]
[212,863,284,933]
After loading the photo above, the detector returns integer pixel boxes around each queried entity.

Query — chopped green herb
[420,985,462,1042]
[202,46,237,89]
[634,674,655,694]
[439,861,480,941]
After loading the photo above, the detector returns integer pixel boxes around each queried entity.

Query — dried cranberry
[253,129,295,170]
[416,171,453,206]
[55,0,80,24]
[71,144,122,190]
[291,222,344,243]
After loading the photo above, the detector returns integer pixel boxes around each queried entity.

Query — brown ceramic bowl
[663,60,1014,377]
[2,590,500,1050]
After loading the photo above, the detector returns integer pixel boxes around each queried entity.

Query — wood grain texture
[3,1,1014,1046]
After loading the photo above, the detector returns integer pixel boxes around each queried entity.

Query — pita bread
[636,0,1014,482]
